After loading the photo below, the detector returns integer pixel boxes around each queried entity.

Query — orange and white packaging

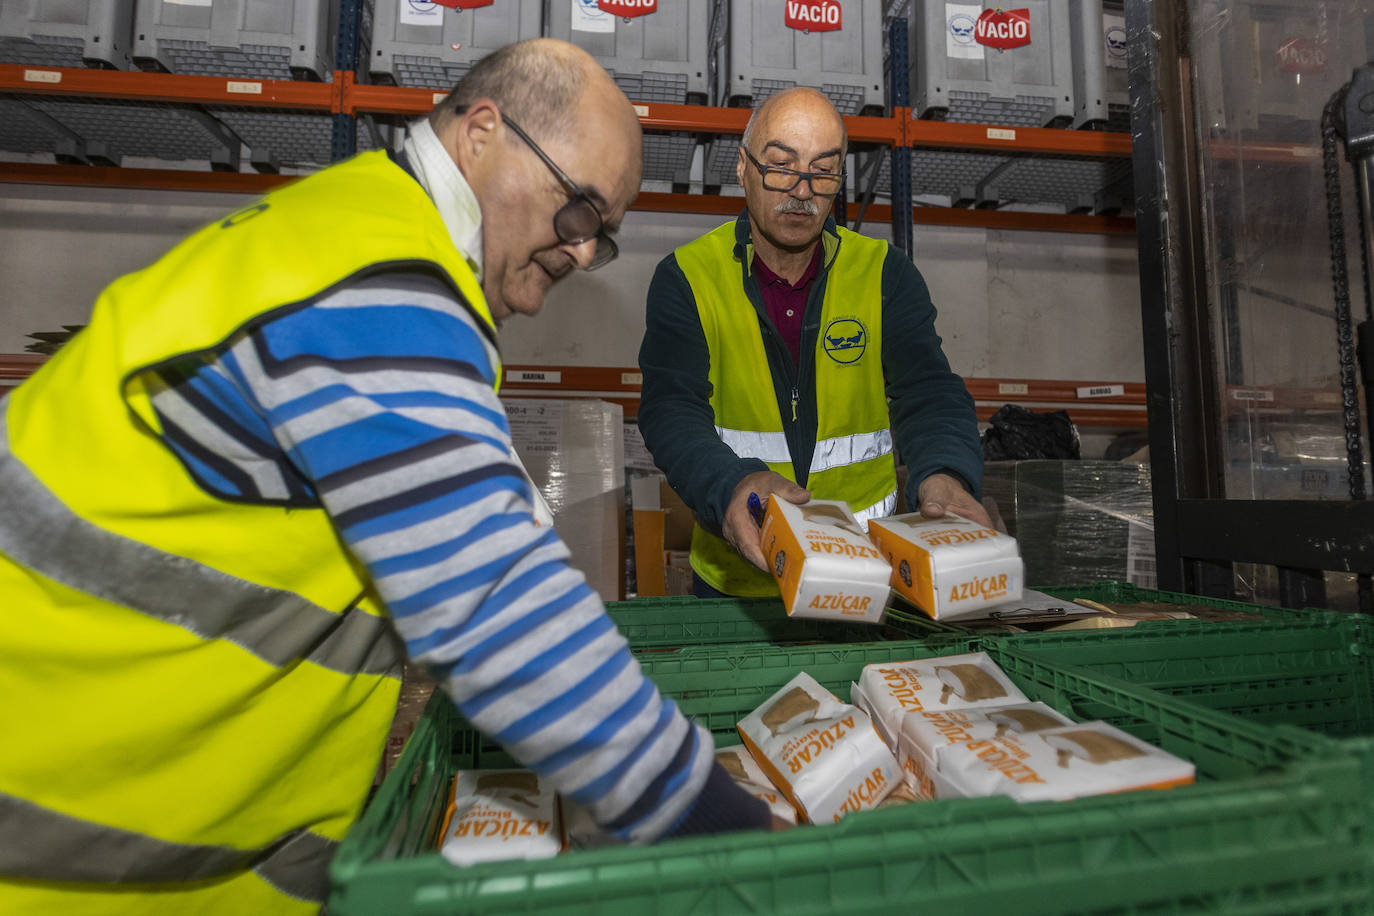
[737,672,900,823]
[935,720,1196,802]
[896,702,1074,799]
[715,744,799,825]
[867,511,1024,620]
[437,769,564,866]
[759,498,892,623]
[849,652,1031,749]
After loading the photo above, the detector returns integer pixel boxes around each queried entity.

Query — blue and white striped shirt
[147,265,763,842]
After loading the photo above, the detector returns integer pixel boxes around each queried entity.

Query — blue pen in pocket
[747,492,766,527]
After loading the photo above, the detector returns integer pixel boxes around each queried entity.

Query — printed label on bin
[1104,13,1128,69]
[945,3,985,60]
[785,0,842,33]
[738,672,900,823]
[399,0,444,26]
[760,498,891,623]
[851,652,1031,750]
[935,721,1196,802]
[598,0,656,18]
[867,512,1022,620]
[438,770,563,866]
[716,745,799,824]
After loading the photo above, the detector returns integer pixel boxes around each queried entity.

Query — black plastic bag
[981,404,1081,461]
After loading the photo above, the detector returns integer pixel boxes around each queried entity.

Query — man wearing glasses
[639,88,988,598]
[0,38,769,915]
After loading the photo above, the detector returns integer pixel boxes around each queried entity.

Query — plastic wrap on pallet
[981,460,1154,588]
[503,399,625,602]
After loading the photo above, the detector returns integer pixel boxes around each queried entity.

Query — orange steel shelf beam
[0,65,333,109]
[0,163,293,193]
[906,120,1132,157]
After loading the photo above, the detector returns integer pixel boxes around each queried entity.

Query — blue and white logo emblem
[948,13,977,46]
[823,317,867,364]
[1105,26,1127,59]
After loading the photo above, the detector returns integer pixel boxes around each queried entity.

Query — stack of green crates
[330,602,1374,913]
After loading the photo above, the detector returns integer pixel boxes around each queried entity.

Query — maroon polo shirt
[752,244,822,367]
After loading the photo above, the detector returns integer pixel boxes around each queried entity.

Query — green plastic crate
[330,638,1372,914]
[605,595,927,652]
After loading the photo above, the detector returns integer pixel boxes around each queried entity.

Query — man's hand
[724,470,810,571]
[917,472,992,527]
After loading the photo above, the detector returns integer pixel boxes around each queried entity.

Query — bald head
[742,88,848,160]
[434,38,640,145]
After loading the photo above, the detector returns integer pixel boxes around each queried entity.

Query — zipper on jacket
[790,385,799,421]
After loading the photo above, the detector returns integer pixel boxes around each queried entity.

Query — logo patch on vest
[823,318,867,364]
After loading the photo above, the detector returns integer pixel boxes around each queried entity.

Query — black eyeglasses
[741,145,845,197]
[501,114,619,270]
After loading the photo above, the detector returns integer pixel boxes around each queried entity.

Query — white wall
[0,187,1145,449]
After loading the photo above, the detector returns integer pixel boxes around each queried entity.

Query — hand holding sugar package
[896,702,1074,799]
[737,672,900,823]
[934,721,1196,802]
[850,652,1031,749]
[759,498,892,622]
[438,769,563,866]
[867,511,1023,620]
[715,744,800,825]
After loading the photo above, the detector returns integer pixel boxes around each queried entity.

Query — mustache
[774,198,820,217]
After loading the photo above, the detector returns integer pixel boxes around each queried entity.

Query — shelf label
[1077,384,1125,399]
[432,92,447,105]
[633,104,649,117]
[23,69,62,84]
[508,370,562,384]
[621,372,643,386]
[226,81,263,95]
[998,382,1029,396]
[986,127,1017,141]
[1230,388,1275,402]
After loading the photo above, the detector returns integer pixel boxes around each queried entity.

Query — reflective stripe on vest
[853,490,898,525]
[0,431,402,679]
[677,220,897,595]
[717,426,893,474]
[0,152,492,906]
[0,790,334,903]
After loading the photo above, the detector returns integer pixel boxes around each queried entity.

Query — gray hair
[433,40,586,140]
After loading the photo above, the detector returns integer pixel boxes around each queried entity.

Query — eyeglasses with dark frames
[452,106,619,270]
[740,145,845,197]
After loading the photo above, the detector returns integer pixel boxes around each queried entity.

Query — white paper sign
[1104,14,1128,70]
[945,4,985,60]
[399,0,445,27]
[1076,384,1125,399]
[165,0,213,6]
[571,0,616,33]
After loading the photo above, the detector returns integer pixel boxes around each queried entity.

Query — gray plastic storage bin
[975,153,1133,213]
[0,98,90,161]
[717,0,884,113]
[909,0,1074,126]
[1196,0,1368,139]
[704,0,884,187]
[132,0,339,79]
[0,0,136,70]
[132,0,367,168]
[22,97,242,167]
[547,0,713,184]
[368,0,541,89]
[1071,0,1128,130]
[873,145,1010,207]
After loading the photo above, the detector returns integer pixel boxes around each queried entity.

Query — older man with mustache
[638,88,988,598]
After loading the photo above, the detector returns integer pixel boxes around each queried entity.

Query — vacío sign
[785,0,842,33]
[975,7,1031,51]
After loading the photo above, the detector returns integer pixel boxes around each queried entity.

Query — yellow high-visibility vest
[675,221,897,596]
[0,151,496,914]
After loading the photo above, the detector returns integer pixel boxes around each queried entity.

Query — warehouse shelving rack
[0,7,1143,243]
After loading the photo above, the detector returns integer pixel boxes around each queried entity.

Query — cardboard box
[759,498,892,622]
[630,478,696,597]
[868,512,1024,620]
